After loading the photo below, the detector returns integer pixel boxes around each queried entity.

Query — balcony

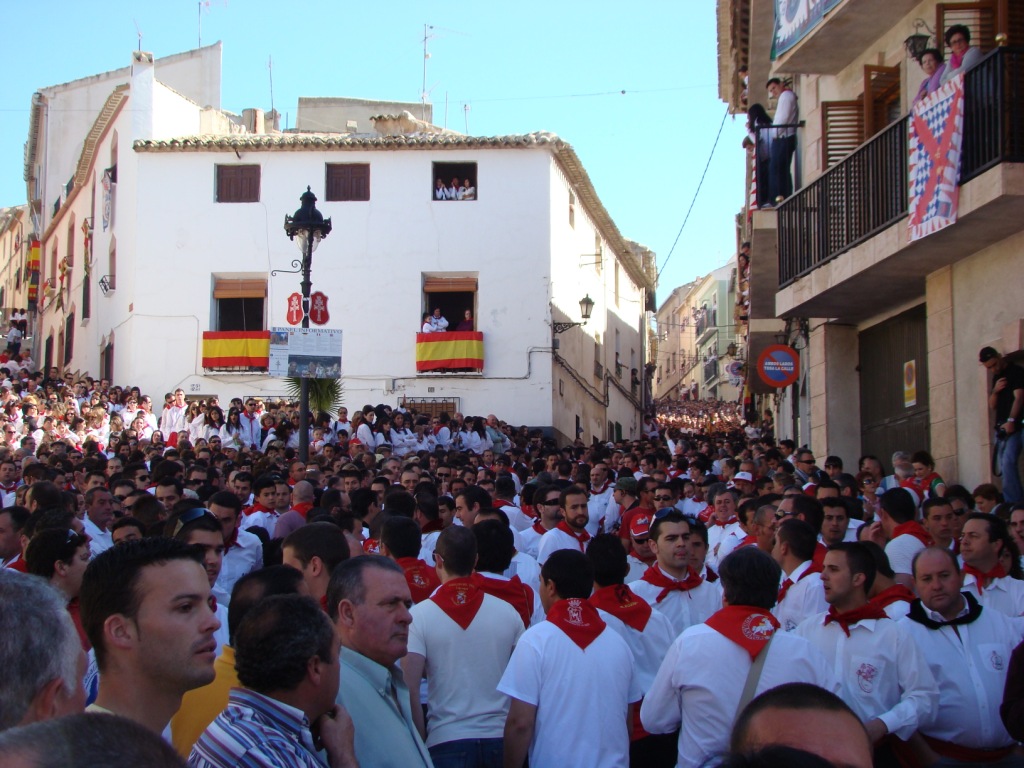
[703,357,719,383]
[776,48,1024,322]
[772,0,920,75]
[415,331,484,373]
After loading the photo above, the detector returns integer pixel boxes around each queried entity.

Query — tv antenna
[133,19,143,51]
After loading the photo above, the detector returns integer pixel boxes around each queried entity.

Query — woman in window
[462,178,476,200]
[456,309,474,331]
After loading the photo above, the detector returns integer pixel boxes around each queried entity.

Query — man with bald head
[273,480,317,541]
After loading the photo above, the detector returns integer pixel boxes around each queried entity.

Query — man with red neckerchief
[499,549,641,768]
[472,519,541,628]
[208,491,263,607]
[960,513,1024,617]
[625,515,656,583]
[641,547,838,768]
[586,460,615,536]
[794,543,937,761]
[617,477,658,547]
[706,484,744,569]
[629,510,722,637]
[380,517,440,604]
[771,518,827,632]
[874,487,931,588]
[403,527,523,766]
[863,542,916,619]
[281,523,352,612]
[518,484,561,561]
[239,475,281,538]
[537,485,592,565]
[588,535,676,767]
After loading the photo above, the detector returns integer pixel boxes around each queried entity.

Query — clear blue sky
[0,0,748,297]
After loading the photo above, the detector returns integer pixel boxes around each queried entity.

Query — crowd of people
[0,351,1023,768]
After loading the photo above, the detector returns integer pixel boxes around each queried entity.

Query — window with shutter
[325,164,370,201]
[216,165,261,203]
[821,100,864,169]
[213,276,267,331]
[937,1,997,54]
[864,65,901,140]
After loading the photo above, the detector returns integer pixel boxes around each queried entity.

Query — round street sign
[756,344,800,388]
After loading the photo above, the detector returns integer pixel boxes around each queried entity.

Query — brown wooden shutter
[1000,0,1024,45]
[864,65,901,139]
[422,277,478,292]
[216,166,260,203]
[326,164,370,201]
[937,1,997,55]
[821,100,864,169]
[213,278,267,298]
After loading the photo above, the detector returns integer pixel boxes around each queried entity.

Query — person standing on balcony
[767,78,798,205]
[940,24,983,85]
[745,104,773,209]
[914,48,947,103]
[981,347,1024,504]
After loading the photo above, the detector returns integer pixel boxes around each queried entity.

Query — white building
[25,46,655,444]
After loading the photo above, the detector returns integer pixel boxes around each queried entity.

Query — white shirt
[505,551,541,598]
[83,516,113,557]
[407,592,523,747]
[900,598,1024,749]
[518,525,546,561]
[213,601,230,651]
[596,604,676,694]
[629,567,723,638]
[963,573,1024,617]
[536,526,588,565]
[418,530,442,563]
[773,560,828,632]
[497,620,641,768]
[641,623,839,768]
[625,554,648,584]
[794,612,938,739]
[213,529,263,606]
[886,533,927,577]
[708,521,744,569]
[586,485,614,536]
[499,502,534,533]
[239,509,280,538]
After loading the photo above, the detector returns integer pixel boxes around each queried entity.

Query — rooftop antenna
[421,24,435,121]
[268,55,275,123]
[463,102,470,134]
[133,19,143,51]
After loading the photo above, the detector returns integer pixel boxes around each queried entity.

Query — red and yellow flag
[202,331,270,368]
[416,332,484,372]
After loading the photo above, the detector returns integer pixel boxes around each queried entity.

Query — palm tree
[284,377,344,420]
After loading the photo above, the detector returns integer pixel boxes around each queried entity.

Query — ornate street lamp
[553,294,595,334]
[282,186,332,461]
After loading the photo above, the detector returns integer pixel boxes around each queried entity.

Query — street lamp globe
[579,294,595,322]
[284,186,332,253]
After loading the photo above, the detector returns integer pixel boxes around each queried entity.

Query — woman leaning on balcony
[940,24,982,85]
[914,48,946,103]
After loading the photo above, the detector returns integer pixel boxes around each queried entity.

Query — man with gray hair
[0,570,86,730]
[706,483,743,569]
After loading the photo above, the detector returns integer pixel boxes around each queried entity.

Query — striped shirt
[189,688,324,768]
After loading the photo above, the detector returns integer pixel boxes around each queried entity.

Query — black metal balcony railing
[778,47,1024,287]
[703,357,719,382]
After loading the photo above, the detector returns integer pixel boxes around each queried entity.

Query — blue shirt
[189,688,324,768]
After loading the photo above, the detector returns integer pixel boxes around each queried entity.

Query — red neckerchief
[705,565,719,583]
[520,503,536,521]
[735,534,757,549]
[591,480,612,495]
[531,521,548,535]
[823,603,888,637]
[870,584,916,609]
[66,597,91,651]
[421,519,444,534]
[4,553,27,572]
[0,481,17,493]
[640,565,704,603]
[777,563,821,603]
[705,605,780,660]
[291,502,314,520]
[243,502,273,517]
[892,521,933,547]
[555,520,591,551]
[472,572,533,628]
[588,584,652,632]
[712,516,738,527]
[963,563,1008,594]
[429,576,485,629]
[224,528,239,553]
[811,541,828,571]
[546,597,606,650]
[397,557,441,604]
[319,594,329,614]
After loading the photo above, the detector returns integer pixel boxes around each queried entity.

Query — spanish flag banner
[416,332,484,372]
[202,331,270,368]
[27,240,40,271]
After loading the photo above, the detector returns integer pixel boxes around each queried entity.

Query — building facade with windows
[719,0,1024,488]
[25,46,654,443]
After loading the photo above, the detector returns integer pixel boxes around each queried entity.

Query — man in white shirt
[641,546,839,768]
[766,77,798,203]
[519,485,562,561]
[921,497,958,552]
[706,484,744,570]
[403,527,523,764]
[902,547,1024,764]
[879,488,932,587]
[586,460,614,536]
[960,513,1024,617]
[82,487,115,557]
[208,491,263,606]
[159,389,188,443]
[772,518,827,631]
[495,475,533,532]
[499,549,641,768]
[536,486,591,564]
[629,510,722,637]
[794,543,937,754]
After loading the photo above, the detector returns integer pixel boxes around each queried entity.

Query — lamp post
[552,294,595,334]
[283,186,332,461]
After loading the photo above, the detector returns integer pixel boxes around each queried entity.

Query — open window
[431,162,478,201]
[213,277,266,331]
[423,276,477,330]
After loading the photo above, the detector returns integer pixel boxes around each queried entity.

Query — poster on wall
[269,327,342,379]
[771,0,843,59]
[903,360,917,408]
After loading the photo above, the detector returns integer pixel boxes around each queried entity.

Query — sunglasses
[654,495,674,502]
